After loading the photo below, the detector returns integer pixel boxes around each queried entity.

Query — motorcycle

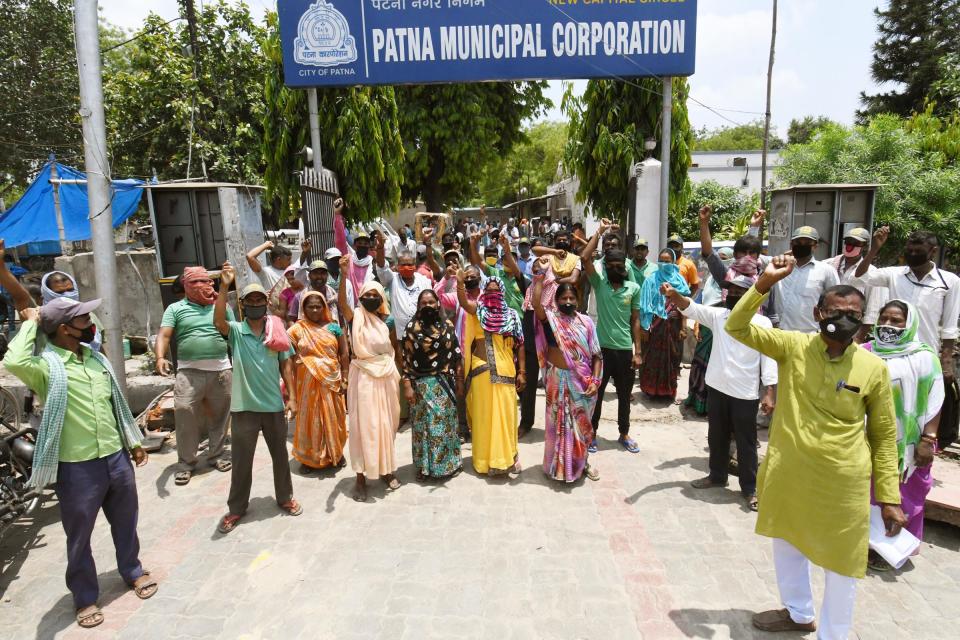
[0,402,40,534]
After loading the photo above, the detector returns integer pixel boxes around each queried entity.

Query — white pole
[307,88,323,170]
[49,161,72,256]
[760,0,778,210]
[659,77,673,250]
[74,0,126,393]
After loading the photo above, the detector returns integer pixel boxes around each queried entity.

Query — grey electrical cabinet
[145,183,265,304]
[768,184,880,260]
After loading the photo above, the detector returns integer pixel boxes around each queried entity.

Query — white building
[689,149,781,193]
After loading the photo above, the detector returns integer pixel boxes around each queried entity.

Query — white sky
[99,0,885,136]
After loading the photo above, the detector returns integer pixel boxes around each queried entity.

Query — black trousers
[519,310,540,432]
[590,348,635,437]
[706,386,759,495]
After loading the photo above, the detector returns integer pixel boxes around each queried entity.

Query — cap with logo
[519,237,530,245]
[791,226,820,241]
[308,259,328,272]
[634,237,649,248]
[239,283,267,300]
[843,227,871,244]
[667,234,683,245]
[39,297,101,334]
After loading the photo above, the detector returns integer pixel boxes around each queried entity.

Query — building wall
[688,149,782,192]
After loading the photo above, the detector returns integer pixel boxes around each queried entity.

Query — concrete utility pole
[307,88,323,170]
[74,0,127,393]
[659,77,673,250]
[760,0,778,210]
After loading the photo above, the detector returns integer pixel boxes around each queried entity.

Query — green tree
[473,120,567,206]
[786,116,837,145]
[676,180,755,242]
[0,0,82,198]
[396,82,550,211]
[694,120,783,151]
[859,0,960,119]
[904,102,960,164]
[776,116,960,256]
[260,12,404,223]
[104,1,268,184]
[563,78,693,224]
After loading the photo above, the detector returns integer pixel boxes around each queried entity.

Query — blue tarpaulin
[0,162,143,248]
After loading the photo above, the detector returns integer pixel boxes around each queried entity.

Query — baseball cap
[667,234,683,245]
[843,227,871,243]
[239,283,267,300]
[443,249,461,260]
[353,231,370,240]
[519,237,531,245]
[39,298,101,334]
[308,259,328,272]
[324,247,342,260]
[634,237,649,248]
[791,226,820,241]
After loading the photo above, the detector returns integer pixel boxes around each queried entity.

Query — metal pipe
[659,77,673,251]
[74,0,127,394]
[760,0,778,210]
[307,88,323,170]
[49,162,72,256]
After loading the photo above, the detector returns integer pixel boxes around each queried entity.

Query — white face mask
[875,324,906,345]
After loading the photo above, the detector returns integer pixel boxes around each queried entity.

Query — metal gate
[299,167,339,258]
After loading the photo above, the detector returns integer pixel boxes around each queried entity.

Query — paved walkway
[2,371,959,639]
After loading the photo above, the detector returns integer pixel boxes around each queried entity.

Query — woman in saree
[287,291,349,471]
[401,290,464,481]
[638,249,690,400]
[532,266,603,483]
[862,299,944,571]
[338,257,401,502]
[457,271,526,476]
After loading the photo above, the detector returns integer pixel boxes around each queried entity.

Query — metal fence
[299,167,339,258]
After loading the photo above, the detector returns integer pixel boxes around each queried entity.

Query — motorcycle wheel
[0,386,21,433]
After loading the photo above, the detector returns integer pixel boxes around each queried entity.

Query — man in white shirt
[774,226,840,332]
[663,275,778,511]
[389,227,417,264]
[855,227,960,382]
[246,241,297,315]
[826,227,886,335]
[375,240,432,340]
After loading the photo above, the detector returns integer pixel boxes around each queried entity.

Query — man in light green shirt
[4,298,157,628]
[214,263,300,534]
[628,237,658,290]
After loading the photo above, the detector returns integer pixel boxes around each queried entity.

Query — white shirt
[774,258,840,333]
[389,237,417,263]
[681,303,778,400]
[827,254,886,325]
[377,266,433,338]
[858,263,960,351]
[257,264,286,291]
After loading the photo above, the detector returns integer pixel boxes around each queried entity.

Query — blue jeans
[54,449,144,609]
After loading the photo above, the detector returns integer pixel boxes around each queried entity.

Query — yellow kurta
[725,286,900,578]
[464,314,519,474]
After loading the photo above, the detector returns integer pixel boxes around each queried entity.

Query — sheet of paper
[869,505,920,569]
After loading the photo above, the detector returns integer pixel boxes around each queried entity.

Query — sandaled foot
[217,513,242,534]
[415,471,427,482]
[690,476,728,489]
[384,476,401,491]
[279,499,303,516]
[76,605,103,628]
[352,485,368,502]
[213,458,232,472]
[746,494,759,511]
[450,467,463,478]
[752,608,816,632]
[618,436,640,453]
[586,464,600,481]
[131,572,158,600]
[174,470,192,486]
[588,439,598,454]
[868,550,892,572]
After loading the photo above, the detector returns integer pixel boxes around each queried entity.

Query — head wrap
[864,300,932,360]
[351,281,396,379]
[298,289,332,325]
[182,266,217,305]
[476,276,523,342]
[639,263,690,330]
[41,271,79,304]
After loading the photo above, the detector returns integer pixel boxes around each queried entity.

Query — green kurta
[725,286,900,578]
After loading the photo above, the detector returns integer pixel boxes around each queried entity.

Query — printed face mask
[875,324,906,345]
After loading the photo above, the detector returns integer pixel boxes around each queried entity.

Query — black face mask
[819,313,862,343]
[360,297,381,313]
[791,243,813,259]
[354,246,369,259]
[326,263,340,276]
[558,302,577,316]
[70,323,96,344]
[724,296,742,310]
[555,242,570,252]
[244,305,267,320]
[904,251,929,268]
[419,306,440,323]
[464,278,480,291]
[607,266,627,284]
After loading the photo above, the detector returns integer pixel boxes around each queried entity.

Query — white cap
[324,247,342,260]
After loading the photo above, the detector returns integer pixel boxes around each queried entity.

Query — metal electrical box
[768,184,880,260]
[145,183,266,306]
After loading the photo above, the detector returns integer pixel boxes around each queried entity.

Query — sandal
[618,436,640,454]
[213,458,232,472]
[174,470,192,486]
[747,494,759,511]
[217,513,242,534]
[131,572,158,600]
[385,477,401,491]
[415,471,427,482]
[76,605,103,628]
[586,464,600,481]
[280,499,303,516]
[691,476,728,489]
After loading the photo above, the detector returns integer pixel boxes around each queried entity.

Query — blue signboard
[278,0,697,87]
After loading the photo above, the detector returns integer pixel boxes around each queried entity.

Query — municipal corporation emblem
[294,0,358,67]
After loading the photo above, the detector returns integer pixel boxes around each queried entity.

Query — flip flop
[131,572,158,600]
[586,464,600,481]
[76,606,103,628]
[747,495,759,511]
[618,436,640,453]
[174,471,192,486]
[217,513,242,534]
[213,459,232,472]
[588,439,598,454]
[280,499,303,516]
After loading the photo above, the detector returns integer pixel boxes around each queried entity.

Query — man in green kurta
[725,253,907,639]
